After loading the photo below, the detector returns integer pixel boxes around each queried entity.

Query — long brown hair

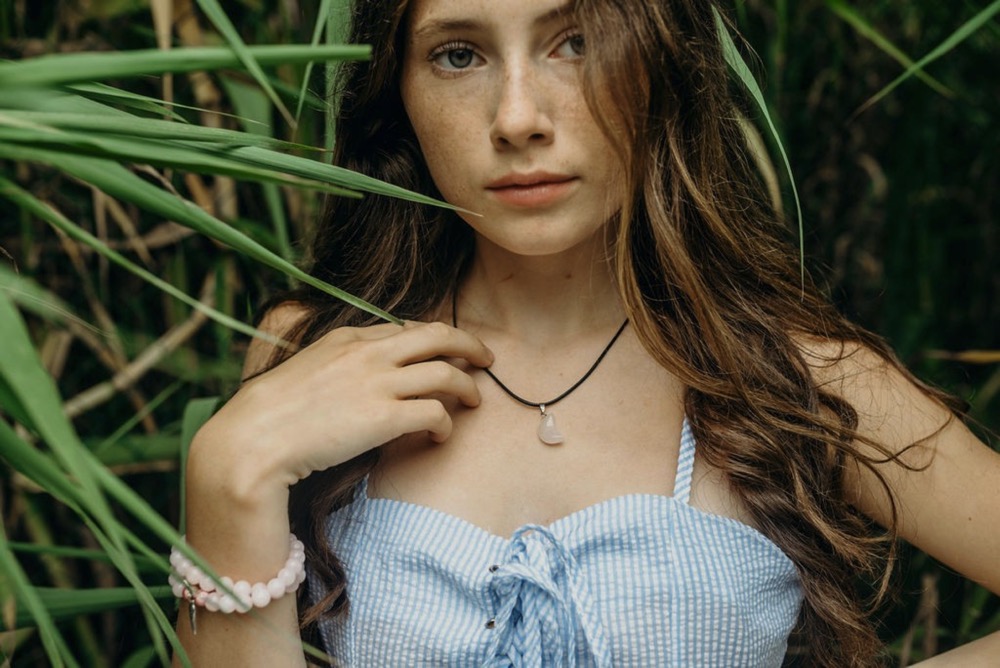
[262,1,961,665]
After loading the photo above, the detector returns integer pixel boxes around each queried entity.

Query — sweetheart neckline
[353,475,796,569]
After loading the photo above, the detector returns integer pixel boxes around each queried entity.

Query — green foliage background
[0,0,997,665]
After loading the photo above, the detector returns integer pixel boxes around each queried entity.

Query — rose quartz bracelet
[168,533,306,631]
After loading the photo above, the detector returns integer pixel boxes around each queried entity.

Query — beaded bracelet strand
[168,533,306,634]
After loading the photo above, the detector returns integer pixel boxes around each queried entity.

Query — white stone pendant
[537,406,565,445]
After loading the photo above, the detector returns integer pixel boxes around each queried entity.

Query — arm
[173,305,308,667]
[807,342,1000,665]
[912,633,1000,667]
[174,306,493,666]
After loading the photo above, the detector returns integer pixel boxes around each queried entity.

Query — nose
[489,64,554,150]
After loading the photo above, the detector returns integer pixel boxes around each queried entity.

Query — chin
[477,232,608,260]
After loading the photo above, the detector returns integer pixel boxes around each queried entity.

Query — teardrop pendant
[537,405,565,445]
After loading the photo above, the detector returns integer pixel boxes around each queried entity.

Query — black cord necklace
[451,290,629,445]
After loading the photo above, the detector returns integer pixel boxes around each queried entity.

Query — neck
[453,235,625,345]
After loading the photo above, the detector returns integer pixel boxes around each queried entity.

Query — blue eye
[430,42,481,72]
[567,33,585,56]
[554,32,585,58]
[445,48,475,69]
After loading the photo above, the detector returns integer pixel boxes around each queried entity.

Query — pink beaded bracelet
[168,533,306,632]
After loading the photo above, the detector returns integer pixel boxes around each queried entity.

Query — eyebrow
[410,2,575,42]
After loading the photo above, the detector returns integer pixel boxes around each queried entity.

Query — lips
[485,172,578,208]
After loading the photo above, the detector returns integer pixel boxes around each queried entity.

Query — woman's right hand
[190,313,494,501]
[178,308,495,666]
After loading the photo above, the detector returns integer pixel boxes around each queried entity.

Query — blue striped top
[315,421,803,666]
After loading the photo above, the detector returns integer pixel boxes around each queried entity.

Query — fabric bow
[483,525,611,667]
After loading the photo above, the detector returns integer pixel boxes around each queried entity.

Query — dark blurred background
[0,0,996,664]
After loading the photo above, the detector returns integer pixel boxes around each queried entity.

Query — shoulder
[793,334,950,458]
[242,301,313,380]
[796,334,1000,595]
[793,333,960,482]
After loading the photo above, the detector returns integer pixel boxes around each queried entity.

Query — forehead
[405,0,575,40]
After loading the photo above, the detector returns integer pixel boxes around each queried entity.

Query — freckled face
[400,0,625,257]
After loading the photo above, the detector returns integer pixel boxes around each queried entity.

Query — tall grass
[0,0,997,665]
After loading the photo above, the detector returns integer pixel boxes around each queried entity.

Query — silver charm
[187,591,198,635]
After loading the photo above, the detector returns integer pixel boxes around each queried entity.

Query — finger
[399,399,454,443]
[320,322,405,346]
[382,321,494,368]
[307,323,405,357]
[393,361,481,407]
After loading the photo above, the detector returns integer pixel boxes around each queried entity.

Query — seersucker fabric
[314,420,803,666]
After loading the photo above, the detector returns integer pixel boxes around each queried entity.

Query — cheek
[403,69,485,204]
[419,141,472,203]
[411,117,477,202]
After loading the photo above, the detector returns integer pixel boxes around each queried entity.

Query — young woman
[173,0,1000,665]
